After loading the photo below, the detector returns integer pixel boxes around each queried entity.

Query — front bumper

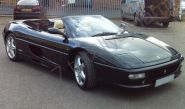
[115,65,182,88]
[95,56,184,88]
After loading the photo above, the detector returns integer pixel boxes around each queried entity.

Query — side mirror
[48,28,68,42]
[120,23,127,29]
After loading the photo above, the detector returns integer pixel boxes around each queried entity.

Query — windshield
[64,15,121,37]
[17,0,39,6]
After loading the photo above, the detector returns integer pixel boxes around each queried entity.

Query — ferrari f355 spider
[2,15,184,90]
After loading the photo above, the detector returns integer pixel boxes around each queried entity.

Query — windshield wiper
[106,32,147,40]
[92,32,117,37]
[106,33,134,40]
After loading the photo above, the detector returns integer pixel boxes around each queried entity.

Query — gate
[0,0,16,15]
[0,0,121,18]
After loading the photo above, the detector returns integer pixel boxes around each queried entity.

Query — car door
[36,31,70,69]
[16,20,70,69]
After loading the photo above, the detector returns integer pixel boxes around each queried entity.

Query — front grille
[146,63,180,81]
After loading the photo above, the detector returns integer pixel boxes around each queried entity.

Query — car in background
[14,0,46,20]
[121,0,172,27]
[179,0,185,20]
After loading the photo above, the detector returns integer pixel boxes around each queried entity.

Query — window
[64,16,120,38]
[17,0,39,6]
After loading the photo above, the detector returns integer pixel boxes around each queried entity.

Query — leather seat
[53,20,64,32]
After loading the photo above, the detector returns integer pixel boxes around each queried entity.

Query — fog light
[128,73,146,80]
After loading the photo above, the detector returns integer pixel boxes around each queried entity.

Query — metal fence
[0,0,121,18]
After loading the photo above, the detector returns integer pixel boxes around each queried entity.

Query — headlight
[128,73,146,80]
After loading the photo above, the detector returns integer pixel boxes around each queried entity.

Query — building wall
[173,0,180,17]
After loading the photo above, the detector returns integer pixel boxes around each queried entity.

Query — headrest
[54,20,64,29]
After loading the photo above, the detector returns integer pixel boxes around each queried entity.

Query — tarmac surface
[0,17,185,109]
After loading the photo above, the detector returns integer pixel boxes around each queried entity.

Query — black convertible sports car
[2,15,184,90]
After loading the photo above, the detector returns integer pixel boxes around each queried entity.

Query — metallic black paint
[2,16,184,88]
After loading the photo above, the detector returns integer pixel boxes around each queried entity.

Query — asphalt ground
[0,17,185,109]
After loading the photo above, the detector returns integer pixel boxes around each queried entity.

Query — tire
[143,21,151,27]
[13,16,18,20]
[39,13,44,19]
[5,33,20,61]
[40,10,47,19]
[134,15,140,26]
[74,51,97,90]
[178,15,182,21]
[162,22,169,28]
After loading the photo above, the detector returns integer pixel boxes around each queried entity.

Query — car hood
[76,35,178,69]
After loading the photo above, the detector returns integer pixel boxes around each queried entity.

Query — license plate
[155,74,175,87]
[22,9,32,12]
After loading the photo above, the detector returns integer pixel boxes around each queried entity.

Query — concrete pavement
[0,17,185,109]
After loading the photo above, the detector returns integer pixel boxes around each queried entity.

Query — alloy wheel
[6,36,16,59]
[74,56,86,86]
